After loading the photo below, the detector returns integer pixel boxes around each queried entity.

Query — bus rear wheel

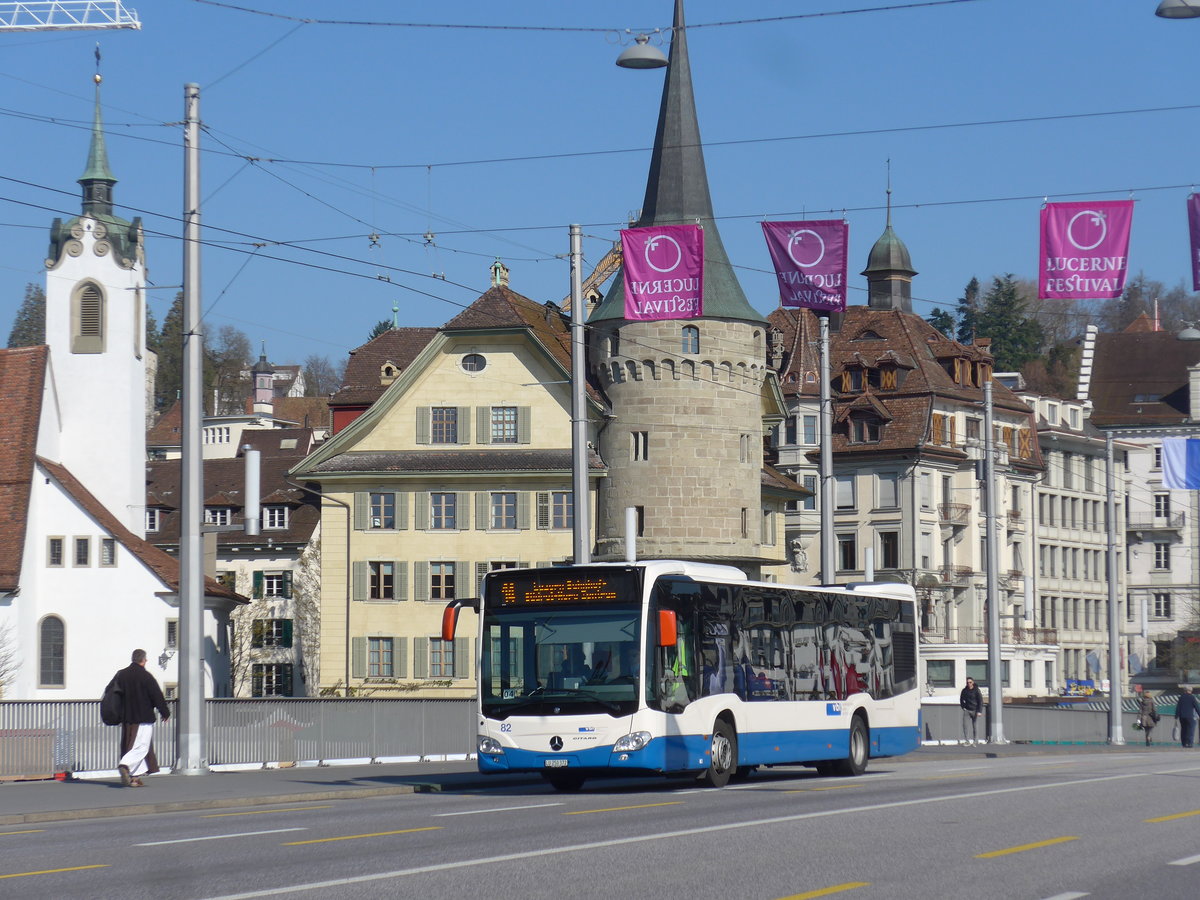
[700,719,737,788]
[543,772,586,792]
[833,716,869,777]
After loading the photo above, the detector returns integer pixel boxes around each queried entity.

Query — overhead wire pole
[984,379,1005,743]
[569,224,590,565]
[178,82,207,775]
[1105,431,1125,744]
[818,312,835,583]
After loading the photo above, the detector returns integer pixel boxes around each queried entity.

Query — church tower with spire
[43,71,149,534]
[589,0,781,571]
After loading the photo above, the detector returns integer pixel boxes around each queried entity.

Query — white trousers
[119,723,154,777]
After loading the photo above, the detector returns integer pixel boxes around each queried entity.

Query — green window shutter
[282,664,294,696]
[475,492,488,530]
[455,561,470,598]
[281,619,293,648]
[415,407,431,444]
[394,561,408,601]
[351,561,368,602]
[517,492,531,530]
[457,492,471,529]
[415,493,429,530]
[396,638,409,679]
[414,638,428,679]
[475,562,489,597]
[281,570,293,599]
[351,637,367,679]
[251,620,264,649]
[252,571,264,599]
[414,561,430,602]
[517,407,531,444]
[536,492,550,529]
[457,406,471,444]
[353,492,369,530]
[396,492,409,530]
[476,406,490,445]
[454,637,470,679]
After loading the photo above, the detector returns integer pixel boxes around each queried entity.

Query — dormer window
[204,507,232,527]
[839,368,864,392]
[849,416,882,444]
[380,362,399,384]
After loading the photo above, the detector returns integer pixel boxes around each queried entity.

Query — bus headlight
[613,731,652,752]
[478,735,504,755]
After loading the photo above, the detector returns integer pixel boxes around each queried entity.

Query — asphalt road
[3,751,1200,900]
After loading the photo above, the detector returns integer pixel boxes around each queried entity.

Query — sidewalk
[0,742,1167,826]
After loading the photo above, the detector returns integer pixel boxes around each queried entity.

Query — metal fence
[921,702,1140,744]
[0,699,476,778]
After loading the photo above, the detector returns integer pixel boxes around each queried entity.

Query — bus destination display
[491,570,638,606]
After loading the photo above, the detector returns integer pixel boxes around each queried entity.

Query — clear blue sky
[2,0,1197,366]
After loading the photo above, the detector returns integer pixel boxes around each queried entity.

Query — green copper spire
[79,74,117,217]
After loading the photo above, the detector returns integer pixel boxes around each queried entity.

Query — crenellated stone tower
[589,0,774,571]
[43,74,149,535]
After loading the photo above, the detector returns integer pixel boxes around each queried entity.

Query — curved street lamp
[1156,0,1200,18]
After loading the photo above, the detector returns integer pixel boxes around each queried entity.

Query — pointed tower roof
[590,0,763,324]
[79,77,116,187]
[861,188,917,312]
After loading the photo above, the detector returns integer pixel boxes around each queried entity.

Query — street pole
[569,225,590,565]
[1106,431,1125,744]
[984,380,1005,743]
[818,312,835,584]
[178,82,207,774]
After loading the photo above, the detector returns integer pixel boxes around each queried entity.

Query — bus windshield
[479,570,643,721]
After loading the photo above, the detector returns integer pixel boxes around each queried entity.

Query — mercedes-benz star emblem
[549,736,563,751]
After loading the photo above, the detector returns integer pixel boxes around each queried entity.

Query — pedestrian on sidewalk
[960,676,984,745]
[1137,691,1160,746]
[1175,686,1200,749]
[113,649,171,787]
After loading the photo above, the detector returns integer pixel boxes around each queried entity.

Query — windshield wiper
[548,687,622,713]
[492,687,621,716]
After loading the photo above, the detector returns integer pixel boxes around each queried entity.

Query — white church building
[0,77,244,700]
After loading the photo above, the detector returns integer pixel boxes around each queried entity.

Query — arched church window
[71,282,105,354]
[39,616,65,687]
[681,325,699,355]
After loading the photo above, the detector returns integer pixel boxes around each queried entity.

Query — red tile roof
[147,399,183,448]
[1088,326,1200,428]
[0,346,46,592]
[330,328,438,407]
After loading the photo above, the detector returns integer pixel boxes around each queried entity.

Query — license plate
[544,759,569,768]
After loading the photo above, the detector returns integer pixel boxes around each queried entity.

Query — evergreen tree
[368,319,392,340]
[974,274,1043,372]
[154,293,185,410]
[925,308,956,339]
[7,283,45,348]
[954,277,980,345]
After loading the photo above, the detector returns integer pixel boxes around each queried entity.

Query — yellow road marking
[777,881,871,899]
[976,836,1078,858]
[565,801,683,815]
[0,864,108,880]
[202,806,332,818]
[0,830,45,836]
[785,784,862,793]
[282,826,441,845]
[1146,809,1200,823]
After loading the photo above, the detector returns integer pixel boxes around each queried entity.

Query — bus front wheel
[833,716,869,777]
[700,719,737,788]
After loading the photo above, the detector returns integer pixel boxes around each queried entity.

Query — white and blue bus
[442,560,920,791]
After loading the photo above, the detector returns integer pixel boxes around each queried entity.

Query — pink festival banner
[621,224,704,321]
[1189,193,1200,292]
[1038,200,1133,300]
[760,220,848,312]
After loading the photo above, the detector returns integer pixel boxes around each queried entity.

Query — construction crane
[0,1,140,31]
[562,243,622,313]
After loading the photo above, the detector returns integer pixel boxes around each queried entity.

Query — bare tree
[302,355,345,398]
[293,530,322,694]
[0,622,20,698]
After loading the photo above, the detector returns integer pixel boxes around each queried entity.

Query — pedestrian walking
[1175,686,1200,749]
[112,649,171,786]
[1137,691,1160,746]
[960,676,984,745]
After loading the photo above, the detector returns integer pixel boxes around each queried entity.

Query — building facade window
[631,431,649,461]
[1153,592,1172,618]
[1154,493,1171,518]
[251,618,293,649]
[802,475,817,511]
[431,562,456,600]
[835,475,856,510]
[428,638,454,677]
[490,406,518,444]
[1154,542,1171,570]
[370,562,395,601]
[879,531,900,569]
[251,663,293,697]
[462,353,486,372]
[263,506,289,529]
[100,537,117,566]
[681,325,699,354]
[490,492,518,530]
[552,491,572,529]
[926,659,954,687]
[145,508,161,533]
[368,637,394,678]
[802,415,817,444]
[369,492,395,529]
[837,533,857,571]
[48,537,64,567]
[431,407,458,443]
[430,493,457,529]
[39,616,65,687]
[74,537,90,567]
[878,473,899,509]
[204,508,231,526]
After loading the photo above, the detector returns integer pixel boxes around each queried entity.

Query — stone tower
[589,0,774,570]
[43,75,148,534]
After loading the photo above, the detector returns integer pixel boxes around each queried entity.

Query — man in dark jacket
[1175,686,1200,749]
[114,649,171,786]
[960,677,984,745]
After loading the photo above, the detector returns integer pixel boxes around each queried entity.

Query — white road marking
[198,772,1145,900]
[136,828,306,847]
[1040,892,1089,899]
[433,803,563,817]
[1169,852,1200,867]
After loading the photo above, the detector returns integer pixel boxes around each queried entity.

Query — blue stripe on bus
[478,725,919,775]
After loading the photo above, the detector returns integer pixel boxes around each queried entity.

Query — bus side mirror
[442,604,460,643]
[657,609,678,648]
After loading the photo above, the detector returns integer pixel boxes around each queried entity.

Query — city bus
[441,560,920,791]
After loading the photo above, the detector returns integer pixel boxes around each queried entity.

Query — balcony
[1006,509,1024,528]
[1126,513,1185,534]
[921,626,1058,645]
[940,564,974,586]
[938,503,970,526]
